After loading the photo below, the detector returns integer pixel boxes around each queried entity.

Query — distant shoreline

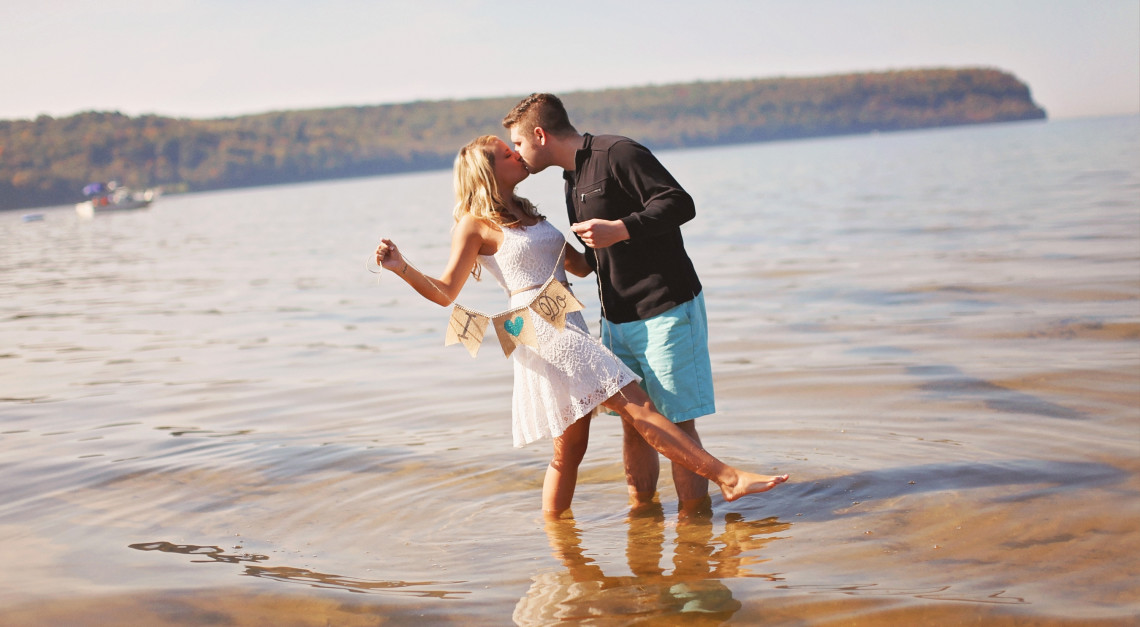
[1,67,1047,212]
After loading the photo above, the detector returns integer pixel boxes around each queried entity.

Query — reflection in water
[513,509,789,625]
[775,583,1027,606]
[129,541,469,599]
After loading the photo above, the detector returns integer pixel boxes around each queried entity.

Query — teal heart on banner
[504,316,524,337]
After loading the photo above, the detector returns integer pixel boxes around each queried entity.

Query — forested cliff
[0,67,1045,211]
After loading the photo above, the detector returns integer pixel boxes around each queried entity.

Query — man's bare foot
[720,472,789,502]
[627,488,658,515]
[678,494,713,521]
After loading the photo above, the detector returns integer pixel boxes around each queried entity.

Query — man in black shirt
[504,93,716,515]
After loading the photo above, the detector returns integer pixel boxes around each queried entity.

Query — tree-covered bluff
[0,67,1045,211]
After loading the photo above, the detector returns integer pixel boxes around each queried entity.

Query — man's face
[509,125,548,174]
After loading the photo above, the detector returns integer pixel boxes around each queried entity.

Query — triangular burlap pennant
[528,279,584,331]
[492,308,538,358]
[445,305,489,358]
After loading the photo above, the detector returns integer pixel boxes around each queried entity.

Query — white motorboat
[76,182,158,218]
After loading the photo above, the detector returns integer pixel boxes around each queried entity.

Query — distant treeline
[0,67,1045,211]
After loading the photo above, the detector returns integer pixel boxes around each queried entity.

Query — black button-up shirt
[564,133,702,323]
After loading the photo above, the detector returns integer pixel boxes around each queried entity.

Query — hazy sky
[2,1,1137,121]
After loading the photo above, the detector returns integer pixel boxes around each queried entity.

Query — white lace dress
[479,220,639,448]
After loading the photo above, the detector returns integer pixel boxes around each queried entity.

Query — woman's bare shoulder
[454,213,501,255]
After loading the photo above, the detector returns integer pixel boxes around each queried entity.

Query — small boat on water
[76,181,158,218]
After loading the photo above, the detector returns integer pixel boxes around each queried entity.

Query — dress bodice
[479,220,570,304]
[473,219,638,448]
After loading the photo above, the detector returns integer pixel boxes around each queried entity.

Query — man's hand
[570,219,629,249]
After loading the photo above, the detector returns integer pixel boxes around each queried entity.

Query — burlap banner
[491,309,538,358]
[530,278,583,332]
[445,304,490,358]
[444,277,584,358]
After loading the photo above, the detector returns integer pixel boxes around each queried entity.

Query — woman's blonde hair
[452,135,544,280]
[453,135,543,229]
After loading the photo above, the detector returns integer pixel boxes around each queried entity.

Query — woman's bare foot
[720,472,789,502]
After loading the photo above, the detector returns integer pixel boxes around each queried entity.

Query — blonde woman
[375,135,787,518]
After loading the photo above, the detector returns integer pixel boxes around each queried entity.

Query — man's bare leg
[622,419,660,510]
[606,383,788,503]
[672,419,712,517]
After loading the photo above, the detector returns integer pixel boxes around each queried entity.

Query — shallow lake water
[1,115,1137,625]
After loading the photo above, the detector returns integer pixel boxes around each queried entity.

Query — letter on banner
[529,280,584,331]
[492,308,538,358]
[446,305,489,358]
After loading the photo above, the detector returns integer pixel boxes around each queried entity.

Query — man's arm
[609,140,695,240]
[570,218,628,248]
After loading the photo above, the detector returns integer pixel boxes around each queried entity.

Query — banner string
[368,242,635,401]
[368,246,568,319]
[369,244,589,359]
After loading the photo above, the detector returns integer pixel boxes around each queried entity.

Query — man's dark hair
[502,93,578,136]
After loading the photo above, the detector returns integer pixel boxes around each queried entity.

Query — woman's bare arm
[376,215,489,306]
[562,242,593,278]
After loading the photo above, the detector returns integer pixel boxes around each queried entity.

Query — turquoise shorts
[600,293,715,423]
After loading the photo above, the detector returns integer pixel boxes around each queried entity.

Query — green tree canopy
[0,68,1045,211]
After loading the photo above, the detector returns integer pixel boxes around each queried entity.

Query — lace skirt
[511,309,639,448]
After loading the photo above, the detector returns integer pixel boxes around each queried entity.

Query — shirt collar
[564,133,593,182]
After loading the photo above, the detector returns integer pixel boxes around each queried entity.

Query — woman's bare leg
[602,382,788,502]
[542,415,592,519]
